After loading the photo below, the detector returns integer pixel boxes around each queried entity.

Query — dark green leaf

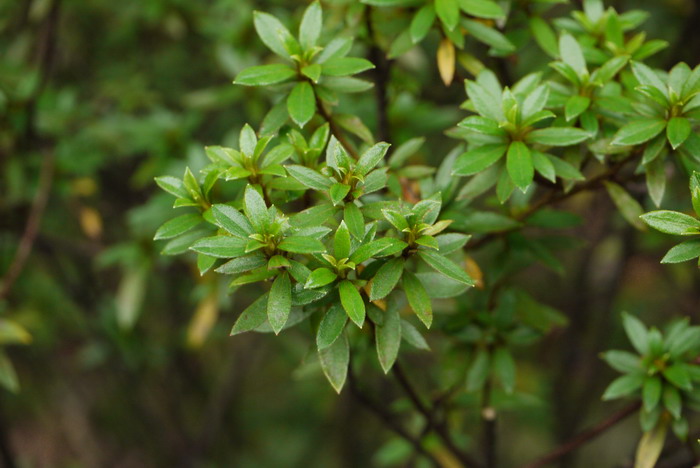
[317,304,347,350]
[268,272,292,334]
[375,300,401,373]
[507,141,534,190]
[319,332,349,393]
[287,81,316,128]
[370,258,405,301]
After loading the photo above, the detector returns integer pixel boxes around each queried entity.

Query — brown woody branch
[315,95,360,160]
[518,401,641,468]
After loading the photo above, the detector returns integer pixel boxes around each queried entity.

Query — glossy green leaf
[375,301,401,373]
[268,272,292,334]
[339,280,365,327]
[317,304,347,350]
[319,332,349,393]
[507,141,534,190]
[287,81,316,128]
[235,64,297,86]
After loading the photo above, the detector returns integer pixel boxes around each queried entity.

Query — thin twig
[467,152,640,251]
[347,367,442,468]
[518,401,641,468]
[0,151,55,300]
[392,362,483,468]
[365,6,391,143]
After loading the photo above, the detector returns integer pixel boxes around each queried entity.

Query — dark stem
[365,6,391,143]
[0,151,55,300]
[0,404,17,468]
[315,95,360,159]
[347,367,442,468]
[392,362,483,468]
[518,401,641,468]
[482,379,497,468]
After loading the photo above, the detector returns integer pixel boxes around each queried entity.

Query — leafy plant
[150,0,700,466]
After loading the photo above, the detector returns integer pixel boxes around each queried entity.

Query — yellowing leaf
[186,290,219,348]
[437,38,456,86]
[80,206,103,239]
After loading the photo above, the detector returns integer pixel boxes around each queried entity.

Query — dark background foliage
[1,0,700,467]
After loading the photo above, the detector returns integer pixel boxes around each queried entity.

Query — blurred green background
[2,0,700,467]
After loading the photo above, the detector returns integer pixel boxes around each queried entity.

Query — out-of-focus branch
[518,401,641,468]
[392,362,483,468]
[347,367,442,468]
[0,151,55,300]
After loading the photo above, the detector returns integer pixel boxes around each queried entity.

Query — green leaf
[666,117,691,150]
[507,141,534,190]
[285,165,332,190]
[244,185,270,232]
[492,347,516,393]
[322,57,375,76]
[299,1,322,50]
[602,373,644,400]
[329,183,351,206]
[459,0,504,19]
[602,350,642,373]
[287,81,316,128]
[339,280,365,327]
[382,209,409,231]
[532,151,556,182]
[318,332,349,393]
[268,272,292,334]
[663,385,682,419]
[526,127,590,146]
[334,221,352,259]
[559,33,587,75]
[370,258,405,301]
[462,19,515,52]
[661,239,700,263]
[453,144,507,176]
[278,236,326,253]
[690,172,700,217]
[0,352,19,393]
[212,204,253,238]
[522,85,550,119]
[317,304,347,350]
[565,95,591,122]
[435,0,459,30]
[402,271,432,328]
[216,254,266,275]
[418,251,474,286]
[612,119,666,146]
[645,157,666,207]
[154,214,202,240]
[466,349,490,392]
[410,5,436,44]
[465,80,504,121]
[302,64,322,82]
[231,293,268,335]
[349,238,405,264]
[305,268,338,289]
[155,176,189,199]
[190,236,247,258]
[375,301,401,373]
[643,377,662,411]
[640,210,700,235]
[356,142,391,176]
[622,312,649,355]
[401,320,430,350]
[389,137,426,168]
[663,364,693,391]
[631,61,667,95]
[529,17,558,58]
[253,11,299,59]
[235,64,297,86]
[344,203,364,239]
[604,182,646,231]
